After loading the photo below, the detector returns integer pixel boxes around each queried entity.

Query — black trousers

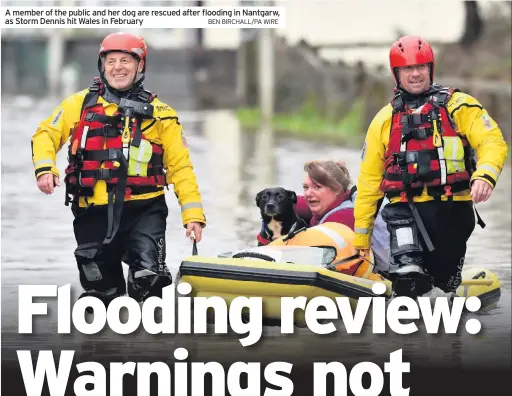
[72,195,172,302]
[381,200,476,293]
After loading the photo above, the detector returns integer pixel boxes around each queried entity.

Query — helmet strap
[393,69,402,90]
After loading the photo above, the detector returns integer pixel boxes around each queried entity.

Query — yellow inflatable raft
[175,223,501,324]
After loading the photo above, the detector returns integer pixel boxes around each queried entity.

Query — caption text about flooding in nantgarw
[3,7,286,28]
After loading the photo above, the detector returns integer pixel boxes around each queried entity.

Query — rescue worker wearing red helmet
[31,32,206,306]
[353,36,507,299]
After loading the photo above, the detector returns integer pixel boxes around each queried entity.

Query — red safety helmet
[98,32,147,74]
[389,36,434,86]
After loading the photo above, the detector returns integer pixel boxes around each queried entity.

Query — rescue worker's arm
[449,92,508,190]
[31,94,82,180]
[158,108,206,228]
[353,110,388,249]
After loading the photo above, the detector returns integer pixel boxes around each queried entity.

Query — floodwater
[1,102,511,372]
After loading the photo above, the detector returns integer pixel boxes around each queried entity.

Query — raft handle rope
[472,271,486,280]
[232,252,276,262]
[326,253,363,271]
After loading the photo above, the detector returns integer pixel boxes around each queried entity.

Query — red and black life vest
[64,77,165,244]
[64,78,165,204]
[380,85,475,199]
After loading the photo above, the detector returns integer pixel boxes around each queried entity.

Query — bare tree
[460,1,483,49]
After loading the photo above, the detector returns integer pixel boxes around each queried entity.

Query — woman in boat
[296,160,355,228]
[295,160,391,274]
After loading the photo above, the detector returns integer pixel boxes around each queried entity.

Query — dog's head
[255,187,297,218]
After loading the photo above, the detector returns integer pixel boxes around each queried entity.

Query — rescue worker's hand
[37,174,60,195]
[186,222,203,243]
[471,180,493,203]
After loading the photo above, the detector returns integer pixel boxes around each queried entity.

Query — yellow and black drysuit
[354,84,508,296]
[31,78,206,302]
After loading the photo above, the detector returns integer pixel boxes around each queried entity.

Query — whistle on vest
[122,113,131,145]
[432,119,442,147]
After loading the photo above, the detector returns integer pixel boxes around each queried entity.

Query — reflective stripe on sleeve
[181,202,203,212]
[33,159,55,167]
[478,164,500,180]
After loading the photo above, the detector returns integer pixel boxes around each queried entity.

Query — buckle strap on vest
[84,112,119,125]
[384,169,441,184]
[137,89,156,103]
[81,166,164,180]
[80,77,105,114]
[395,150,438,164]
[402,113,431,126]
[392,93,403,111]
[385,181,470,200]
[83,149,163,165]
[87,125,119,138]
[401,127,433,142]
[127,186,164,195]
[88,77,104,93]
[432,93,447,108]
[431,87,459,108]
[83,148,122,162]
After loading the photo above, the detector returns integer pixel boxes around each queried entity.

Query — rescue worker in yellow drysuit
[31,32,206,305]
[353,36,508,299]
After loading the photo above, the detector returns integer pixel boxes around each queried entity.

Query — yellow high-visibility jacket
[31,88,206,227]
[354,90,508,249]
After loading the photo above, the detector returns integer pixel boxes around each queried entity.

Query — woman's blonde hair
[304,160,352,193]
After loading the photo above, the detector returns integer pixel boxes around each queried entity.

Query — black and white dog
[255,187,308,246]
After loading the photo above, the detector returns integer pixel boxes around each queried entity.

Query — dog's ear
[287,190,297,204]
[256,191,263,207]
